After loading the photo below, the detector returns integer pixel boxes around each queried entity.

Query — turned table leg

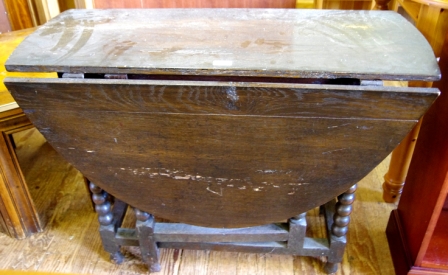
[288,212,307,252]
[0,109,41,239]
[382,120,422,203]
[135,208,161,272]
[325,184,357,274]
[89,182,124,264]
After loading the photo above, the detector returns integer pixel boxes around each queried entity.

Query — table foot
[324,262,338,273]
[89,182,123,262]
[110,251,124,265]
[332,184,356,237]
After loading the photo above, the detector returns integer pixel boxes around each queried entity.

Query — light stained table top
[0,28,56,113]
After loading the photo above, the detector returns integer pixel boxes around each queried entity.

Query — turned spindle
[383,121,422,203]
[89,182,124,264]
[332,184,357,238]
[324,184,357,274]
[135,208,161,272]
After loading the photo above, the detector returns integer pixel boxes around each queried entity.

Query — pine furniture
[0,28,56,239]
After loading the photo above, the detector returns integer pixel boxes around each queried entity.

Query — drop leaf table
[4,9,440,273]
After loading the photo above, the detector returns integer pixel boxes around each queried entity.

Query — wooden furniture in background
[0,98,37,239]
[1,0,394,33]
[373,0,392,9]
[0,28,56,239]
[315,0,374,10]
[0,29,38,239]
[93,0,296,8]
[386,30,448,275]
[391,0,448,57]
[4,9,439,272]
[382,121,421,202]
[95,0,375,10]
[382,0,448,203]
[1,0,35,31]
[0,0,94,32]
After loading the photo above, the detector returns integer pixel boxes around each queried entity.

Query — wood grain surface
[5,9,440,81]
[0,127,397,274]
[0,28,57,239]
[391,28,448,272]
[2,0,34,31]
[5,78,438,227]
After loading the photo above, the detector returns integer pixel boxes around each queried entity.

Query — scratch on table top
[322,148,349,154]
[206,187,223,196]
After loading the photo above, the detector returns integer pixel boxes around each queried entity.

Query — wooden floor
[0,128,397,275]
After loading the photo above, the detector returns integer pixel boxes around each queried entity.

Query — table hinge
[360,80,383,86]
[61,73,85,79]
[105,74,128,79]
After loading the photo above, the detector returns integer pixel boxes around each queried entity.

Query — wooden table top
[5,9,440,81]
[4,9,441,227]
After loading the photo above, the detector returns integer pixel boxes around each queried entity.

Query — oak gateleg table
[4,9,440,273]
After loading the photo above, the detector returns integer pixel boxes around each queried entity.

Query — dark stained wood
[2,8,440,273]
[92,192,346,273]
[5,9,440,81]
[324,198,347,273]
[136,210,161,272]
[5,78,439,228]
[153,223,289,242]
[386,210,414,275]
[330,184,356,238]
[89,182,125,264]
[287,213,307,251]
[0,126,399,274]
[5,78,438,120]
